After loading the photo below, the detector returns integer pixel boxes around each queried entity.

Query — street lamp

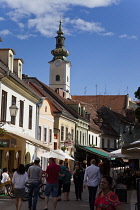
[9,104,18,117]
[0,104,18,127]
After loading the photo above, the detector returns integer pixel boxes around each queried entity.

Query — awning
[79,146,108,158]
[6,130,50,151]
[108,149,138,159]
[55,149,75,160]
[40,151,65,160]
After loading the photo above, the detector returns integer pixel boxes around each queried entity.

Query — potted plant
[0,128,7,136]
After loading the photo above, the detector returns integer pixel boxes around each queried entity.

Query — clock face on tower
[55,60,61,67]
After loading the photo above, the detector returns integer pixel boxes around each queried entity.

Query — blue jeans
[28,182,40,210]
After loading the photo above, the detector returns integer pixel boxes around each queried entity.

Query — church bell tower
[49,20,71,98]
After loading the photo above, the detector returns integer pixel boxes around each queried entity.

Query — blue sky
[0,0,139,99]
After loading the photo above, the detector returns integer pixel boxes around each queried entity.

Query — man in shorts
[44,157,61,210]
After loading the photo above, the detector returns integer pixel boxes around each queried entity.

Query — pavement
[0,183,137,210]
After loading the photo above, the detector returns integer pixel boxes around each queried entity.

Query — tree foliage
[135,87,140,123]
[135,87,140,100]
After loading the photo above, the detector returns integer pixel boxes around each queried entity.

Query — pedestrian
[95,176,121,210]
[73,164,84,201]
[1,167,11,194]
[27,158,42,210]
[57,160,67,201]
[44,157,61,210]
[1,167,10,183]
[83,159,101,210]
[12,164,28,210]
[100,158,110,177]
[63,168,72,201]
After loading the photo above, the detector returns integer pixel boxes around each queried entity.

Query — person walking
[44,157,61,210]
[63,169,72,201]
[73,164,84,200]
[12,164,28,210]
[83,159,101,210]
[27,158,42,210]
[57,160,66,201]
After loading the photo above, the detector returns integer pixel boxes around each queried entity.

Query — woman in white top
[1,168,11,194]
[1,167,10,183]
[12,164,28,210]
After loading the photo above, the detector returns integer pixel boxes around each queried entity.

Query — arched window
[56,75,60,81]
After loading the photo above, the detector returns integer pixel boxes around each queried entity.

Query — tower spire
[50,20,69,62]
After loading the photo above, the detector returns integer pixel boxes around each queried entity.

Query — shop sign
[0,139,16,148]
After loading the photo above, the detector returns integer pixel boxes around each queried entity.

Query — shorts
[63,183,70,193]
[45,183,58,197]
[14,188,25,198]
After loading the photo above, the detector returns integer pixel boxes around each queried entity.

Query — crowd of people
[0,157,125,210]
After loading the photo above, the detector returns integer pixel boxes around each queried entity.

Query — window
[44,128,47,142]
[66,127,68,140]
[9,54,13,70]
[11,95,16,125]
[114,139,117,149]
[1,90,7,122]
[80,131,82,144]
[83,133,85,145]
[28,105,32,129]
[19,100,24,127]
[77,130,78,143]
[19,63,22,78]
[45,106,47,112]
[107,139,110,149]
[56,75,60,81]
[71,129,74,141]
[102,138,104,148]
[89,134,90,145]
[92,136,94,145]
[96,137,97,146]
[58,39,61,44]
[79,107,81,115]
[38,126,41,140]
[61,126,64,141]
[49,129,52,143]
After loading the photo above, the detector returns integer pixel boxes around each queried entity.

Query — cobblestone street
[0,182,137,210]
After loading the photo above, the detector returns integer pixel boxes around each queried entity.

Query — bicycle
[22,182,46,201]
[0,181,15,198]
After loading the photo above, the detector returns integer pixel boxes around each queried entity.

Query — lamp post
[9,104,18,117]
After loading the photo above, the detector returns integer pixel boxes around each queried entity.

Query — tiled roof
[23,78,86,121]
[72,95,128,114]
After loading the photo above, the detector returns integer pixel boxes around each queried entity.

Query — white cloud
[0,29,11,35]
[18,22,25,29]
[69,18,105,33]
[16,34,32,40]
[119,34,137,40]
[0,0,120,38]
[0,17,5,21]
[101,32,115,36]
